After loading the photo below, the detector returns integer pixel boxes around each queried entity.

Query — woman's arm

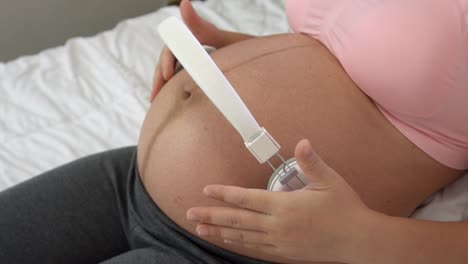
[186,139,466,264]
[355,214,468,264]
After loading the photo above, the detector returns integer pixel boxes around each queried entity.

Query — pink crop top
[286,0,468,170]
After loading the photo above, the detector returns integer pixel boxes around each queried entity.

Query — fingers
[180,0,221,47]
[150,64,164,102]
[203,185,275,214]
[150,46,176,102]
[294,139,336,190]
[151,0,220,102]
[160,46,176,81]
[180,0,201,28]
[194,224,272,246]
[223,240,277,254]
[187,206,270,231]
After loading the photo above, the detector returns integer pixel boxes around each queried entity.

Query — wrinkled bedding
[0,0,466,221]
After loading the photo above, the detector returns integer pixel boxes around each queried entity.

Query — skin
[137,33,462,263]
[188,140,468,264]
[150,0,254,101]
[187,139,371,263]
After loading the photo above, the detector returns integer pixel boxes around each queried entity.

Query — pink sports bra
[286,0,468,170]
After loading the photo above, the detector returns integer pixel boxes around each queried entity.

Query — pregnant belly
[137,34,458,263]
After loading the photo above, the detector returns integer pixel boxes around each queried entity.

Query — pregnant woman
[0,0,466,263]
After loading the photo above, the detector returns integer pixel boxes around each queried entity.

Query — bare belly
[137,34,460,263]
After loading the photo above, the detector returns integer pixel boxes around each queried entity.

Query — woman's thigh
[0,147,135,264]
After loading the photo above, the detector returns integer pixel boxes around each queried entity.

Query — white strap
[158,16,261,142]
[158,17,280,163]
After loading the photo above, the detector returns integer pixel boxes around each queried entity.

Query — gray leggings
[0,147,272,264]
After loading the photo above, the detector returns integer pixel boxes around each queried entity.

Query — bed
[1,0,467,221]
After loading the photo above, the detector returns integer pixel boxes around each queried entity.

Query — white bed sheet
[0,0,466,221]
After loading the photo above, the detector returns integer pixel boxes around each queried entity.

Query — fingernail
[224,239,233,244]
[203,186,213,196]
[302,140,313,157]
[197,226,209,237]
[186,211,198,221]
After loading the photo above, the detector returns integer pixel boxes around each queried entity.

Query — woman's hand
[186,139,379,263]
[151,0,222,101]
[151,0,254,101]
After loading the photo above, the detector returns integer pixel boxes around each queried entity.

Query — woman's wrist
[346,212,468,264]
[341,209,391,264]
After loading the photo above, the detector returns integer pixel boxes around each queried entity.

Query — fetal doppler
[158,17,309,191]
